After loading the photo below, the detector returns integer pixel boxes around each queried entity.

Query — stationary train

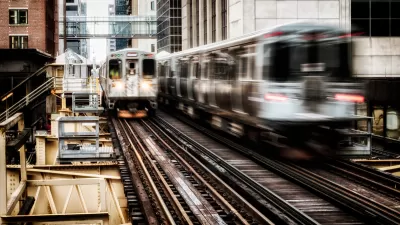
[156,22,371,159]
[99,48,158,118]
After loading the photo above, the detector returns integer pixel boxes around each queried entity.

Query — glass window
[386,106,400,140]
[356,103,368,131]
[9,9,28,24]
[372,106,384,136]
[9,36,28,49]
[143,59,155,78]
[109,59,122,79]
[221,0,227,40]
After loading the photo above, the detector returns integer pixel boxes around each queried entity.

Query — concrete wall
[353,37,400,78]
[131,39,157,53]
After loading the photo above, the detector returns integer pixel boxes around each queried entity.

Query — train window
[180,60,189,78]
[203,62,209,79]
[158,63,165,77]
[109,59,122,79]
[193,62,200,79]
[143,59,155,78]
[262,45,272,80]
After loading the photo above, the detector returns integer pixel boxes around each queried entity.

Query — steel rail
[142,119,269,225]
[154,116,320,225]
[163,112,400,225]
[124,119,194,225]
[289,163,400,225]
[118,119,176,225]
[326,160,400,196]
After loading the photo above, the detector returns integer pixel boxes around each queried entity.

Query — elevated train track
[148,110,400,225]
[108,108,400,224]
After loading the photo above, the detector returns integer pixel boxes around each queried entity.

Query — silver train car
[99,48,157,118]
[156,22,371,159]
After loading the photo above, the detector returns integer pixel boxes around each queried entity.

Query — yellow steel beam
[6,181,26,215]
[27,178,103,186]
[26,168,120,179]
[1,212,108,223]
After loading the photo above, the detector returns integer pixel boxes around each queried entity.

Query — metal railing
[0,78,55,122]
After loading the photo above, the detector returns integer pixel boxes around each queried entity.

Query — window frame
[9,9,28,25]
[9,36,28,49]
[350,0,400,37]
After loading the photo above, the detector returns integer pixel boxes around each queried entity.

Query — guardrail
[0,78,55,122]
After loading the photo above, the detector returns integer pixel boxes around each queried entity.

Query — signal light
[335,94,364,103]
[264,93,287,101]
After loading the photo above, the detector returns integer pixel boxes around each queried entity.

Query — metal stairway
[0,77,55,122]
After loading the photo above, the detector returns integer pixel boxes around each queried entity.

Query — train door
[189,56,200,101]
[240,45,258,116]
[126,59,139,96]
[214,52,233,111]
[178,58,189,98]
[158,61,167,93]
[206,54,217,107]
[167,59,177,96]
[108,58,124,97]
[230,47,245,113]
[196,55,209,104]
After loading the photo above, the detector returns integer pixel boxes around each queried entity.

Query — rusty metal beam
[6,181,26,215]
[1,212,108,223]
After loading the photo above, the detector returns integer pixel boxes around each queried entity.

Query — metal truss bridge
[59,16,157,39]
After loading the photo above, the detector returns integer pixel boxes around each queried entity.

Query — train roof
[156,21,349,61]
[109,48,153,55]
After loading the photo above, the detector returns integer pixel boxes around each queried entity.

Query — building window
[151,44,155,52]
[189,0,193,48]
[204,0,207,44]
[9,9,28,24]
[9,36,28,49]
[212,0,216,42]
[196,0,199,46]
[351,0,400,37]
[221,0,227,40]
[151,1,155,11]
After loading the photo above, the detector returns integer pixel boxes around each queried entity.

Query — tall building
[156,0,182,53]
[107,4,117,55]
[58,0,89,58]
[0,0,58,109]
[0,0,58,55]
[129,0,157,53]
[115,0,129,50]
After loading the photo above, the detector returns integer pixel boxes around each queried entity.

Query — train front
[255,24,372,160]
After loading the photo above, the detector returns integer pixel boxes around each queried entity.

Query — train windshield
[265,39,351,82]
[109,59,122,79]
[142,59,155,78]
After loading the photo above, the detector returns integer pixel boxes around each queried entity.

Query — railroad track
[155,110,400,225]
[112,117,273,224]
[372,147,400,159]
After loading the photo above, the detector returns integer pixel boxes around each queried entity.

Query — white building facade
[131,0,157,53]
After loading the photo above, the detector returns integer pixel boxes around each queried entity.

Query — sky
[86,0,113,63]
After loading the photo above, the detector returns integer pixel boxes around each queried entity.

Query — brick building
[0,0,58,55]
[0,0,58,115]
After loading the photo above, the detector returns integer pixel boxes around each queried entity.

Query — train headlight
[142,82,151,90]
[114,81,124,89]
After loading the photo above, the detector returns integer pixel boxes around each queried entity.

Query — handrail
[0,65,49,101]
[0,78,55,122]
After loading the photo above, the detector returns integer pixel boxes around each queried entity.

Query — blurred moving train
[156,22,372,159]
[99,48,157,118]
